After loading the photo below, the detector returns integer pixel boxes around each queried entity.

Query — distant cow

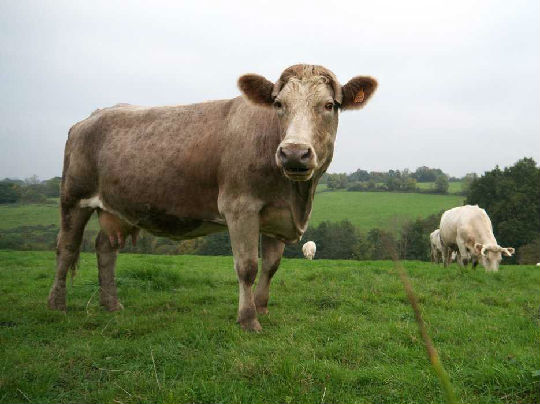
[439,205,514,272]
[302,241,316,260]
[429,229,443,263]
[47,64,377,331]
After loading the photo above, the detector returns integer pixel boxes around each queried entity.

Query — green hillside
[0,191,463,234]
[310,191,464,232]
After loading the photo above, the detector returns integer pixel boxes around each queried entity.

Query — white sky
[1,0,539,179]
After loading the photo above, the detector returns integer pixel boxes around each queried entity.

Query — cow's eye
[324,102,334,111]
[273,100,282,109]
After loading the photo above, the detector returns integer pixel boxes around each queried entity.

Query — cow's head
[474,243,515,272]
[238,64,377,181]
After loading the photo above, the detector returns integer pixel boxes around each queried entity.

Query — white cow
[430,229,459,264]
[439,205,514,272]
[302,241,316,260]
[429,229,443,263]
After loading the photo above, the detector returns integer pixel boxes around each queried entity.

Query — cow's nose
[278,144,314,169]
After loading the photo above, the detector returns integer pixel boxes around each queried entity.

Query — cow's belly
[81,195,227,240]
[137,215,227,240]
[259,205,305,244]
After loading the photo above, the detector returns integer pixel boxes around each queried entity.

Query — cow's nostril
[301,149,311,161]
[279,147,287,160]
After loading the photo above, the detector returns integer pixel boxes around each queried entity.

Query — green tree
[434,175,449,193]
[461,173,478,195]
[42,177,61,197]
[366,228,396,260]
[0,182,19,203]
[413,166,445,182]
[20,188,47,203]
[404,177,417,192]
[326,173,348,190]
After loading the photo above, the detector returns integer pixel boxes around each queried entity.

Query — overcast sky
[1,0,538,179]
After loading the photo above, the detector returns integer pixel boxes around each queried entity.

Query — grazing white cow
[302,241,316,260]
[439,205,514,272]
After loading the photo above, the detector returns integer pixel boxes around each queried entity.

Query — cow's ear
[474,243,484,255]
[502,247,515,257]
[340,76,377,110]
[238,74,275,106]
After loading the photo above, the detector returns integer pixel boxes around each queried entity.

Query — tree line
[0,176,61,203]
[322,166,478,194]
[0,166,470,204]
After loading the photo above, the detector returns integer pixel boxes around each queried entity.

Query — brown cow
[48,64,377,331]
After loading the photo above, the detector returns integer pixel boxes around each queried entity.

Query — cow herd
[430,205,514,272]
[47,64,514,331]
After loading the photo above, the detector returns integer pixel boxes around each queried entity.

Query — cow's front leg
[226,213,261,332]
[255,235,285,315]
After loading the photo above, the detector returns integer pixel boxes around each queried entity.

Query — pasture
[1,251,538,403]
[0,191,463,235]
[310,192,464,232]
[0,201,98,232]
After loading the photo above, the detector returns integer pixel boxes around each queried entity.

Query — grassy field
[0,201,99,231]
[310,192,464,232]
[0,201,60,230]
[0,251,538,404]
[0,192,463,234]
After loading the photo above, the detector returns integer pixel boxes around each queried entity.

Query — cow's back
[63,100,235,232]
[62,97,288,239]
[440,205,495,247]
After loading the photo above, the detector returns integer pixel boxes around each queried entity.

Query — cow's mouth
[284,167,313,181]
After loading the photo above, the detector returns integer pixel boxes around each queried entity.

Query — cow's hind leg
[48,205,93,310]
[255,235,285,315]
[442,244,451,268]
[95,230,123,311]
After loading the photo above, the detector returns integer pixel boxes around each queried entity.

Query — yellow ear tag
[354,90,365,103]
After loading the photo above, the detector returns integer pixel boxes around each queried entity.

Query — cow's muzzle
[276,143,317,181]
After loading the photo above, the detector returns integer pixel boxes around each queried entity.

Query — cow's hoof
[47,291,66,311]
[239,318,262,332]
[256,306,269,315]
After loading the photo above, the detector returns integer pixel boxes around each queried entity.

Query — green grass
[0,202,60,230]
[0,202,99,231]
[0,251,538,404]
[310,191,464,232]
[416,182,463,194]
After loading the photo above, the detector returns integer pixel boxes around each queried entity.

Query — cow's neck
[289,172,321,234]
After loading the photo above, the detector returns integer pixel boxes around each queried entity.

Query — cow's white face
[480,249,502,272]
[238,64,377,182]
[272,77,338,181]
[475,243,515,272]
